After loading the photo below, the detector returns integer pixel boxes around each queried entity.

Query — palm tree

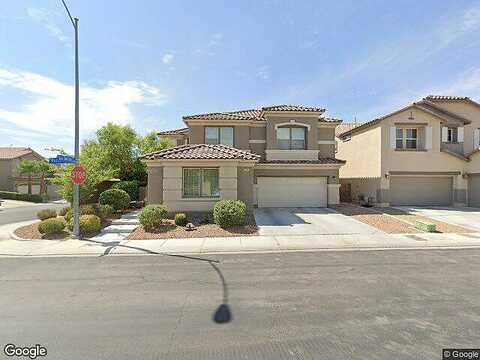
[17,160,37,195]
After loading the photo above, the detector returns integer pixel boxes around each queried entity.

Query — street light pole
[60,0,80,239]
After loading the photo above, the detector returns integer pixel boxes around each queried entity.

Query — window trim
[395,127,418,150]
[204,127,234,147]
[182,167,220,199]
[276,126,307,150]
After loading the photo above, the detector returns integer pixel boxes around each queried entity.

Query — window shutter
[425,126,432,150]
[458,127,464,142]
[475,129,480,149]
[390,127,396,149]
[441,127,448,142]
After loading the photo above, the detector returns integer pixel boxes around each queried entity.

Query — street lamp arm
[60,0,76,28]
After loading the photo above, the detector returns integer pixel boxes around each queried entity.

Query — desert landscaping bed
[127,212,258,240]
[333,204,474,234]
[332,204,421,234]
[14,217,113,240]
[374,207,474,234]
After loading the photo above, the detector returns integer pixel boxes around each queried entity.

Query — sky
[1,0,480,156]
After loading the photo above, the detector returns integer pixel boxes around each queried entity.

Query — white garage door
[390,176,452,206]
[257,177,327,208]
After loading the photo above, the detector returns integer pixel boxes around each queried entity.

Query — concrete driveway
[253,207,382,236]
[395,206,480,232]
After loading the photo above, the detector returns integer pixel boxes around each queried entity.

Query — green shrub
[80,204,97,215]
[67,214,102,234]
[113,180,139,201]
[0,191,43,203]
[99,189,130,211]
[38,218,65,235]
[139,204,168,230]
[98,204,114,220]
[213,200,247,227]
[64,209,73,222]
[59,206,70,217]
[37,209,57,221]
[174,213,187,226]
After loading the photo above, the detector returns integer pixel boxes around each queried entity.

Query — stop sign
[71,165,86,185]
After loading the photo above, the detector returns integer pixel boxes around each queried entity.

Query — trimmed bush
[59,206,70,217]
[80,204,97,215]
[113,180,139,201]
[98,204,114,220]
[139,204,168,230]
[38,218,65,235]
[64,209,73,222]
[37,209,57,221]
[174,213,187,226]
[0,191,43,203]
[213,200,247,227]
[99,189,130,211]
[68,214,102,234]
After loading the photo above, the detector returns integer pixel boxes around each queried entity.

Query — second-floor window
[447,127,458,143]
[205,127,234,146]
[396,128,417,150]
[277,127,306,150]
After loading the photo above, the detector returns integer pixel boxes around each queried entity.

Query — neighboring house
[158,127,189,146]
[0,147,44,193]
[141,105,345,211]
[337,95,480,207]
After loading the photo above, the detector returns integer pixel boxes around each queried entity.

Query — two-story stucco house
[0,147,47,194]
[140,105,345,211]
[337,95,480,207]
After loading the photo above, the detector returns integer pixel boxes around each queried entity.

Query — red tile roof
[260,158,346,165]
[425,95,471,101]
[0,147,37,160]
[338,98,472,139]
[157,128,189,135]
[183,104,332,122]
[140,144,260,161]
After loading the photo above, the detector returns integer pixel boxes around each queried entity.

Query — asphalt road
[0,203,66,225]
[1,250,479,360]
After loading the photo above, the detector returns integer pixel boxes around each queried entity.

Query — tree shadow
[83,238,232,324]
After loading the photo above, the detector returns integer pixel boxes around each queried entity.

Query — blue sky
[1,0,480,156]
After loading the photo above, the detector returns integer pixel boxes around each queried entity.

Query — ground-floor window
[183,168,220,198]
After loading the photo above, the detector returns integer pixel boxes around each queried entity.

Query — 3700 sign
[70,165,86,185]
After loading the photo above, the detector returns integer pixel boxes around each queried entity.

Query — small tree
[139,132,172,154]
[17,160,37,195]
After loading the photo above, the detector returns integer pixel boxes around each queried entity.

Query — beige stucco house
[141,105,345,211]
[0,147,45,193]
[337,95,480,207]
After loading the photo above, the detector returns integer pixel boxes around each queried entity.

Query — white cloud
[438,5,480,46]
[27,7,69,45]
[209,33,223,47]
[256,66,270,80]
[0,68,168,139]
[162,53,174,65]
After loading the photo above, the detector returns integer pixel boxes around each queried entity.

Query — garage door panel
[390,176,452,206]
[257,177,327,208]
[468,175,480,207]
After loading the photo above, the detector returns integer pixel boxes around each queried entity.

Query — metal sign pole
[72,17,80,239]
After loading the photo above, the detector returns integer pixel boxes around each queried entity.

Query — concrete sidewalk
[1,231,480,257]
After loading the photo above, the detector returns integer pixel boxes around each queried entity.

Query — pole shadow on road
[84,239,232,324]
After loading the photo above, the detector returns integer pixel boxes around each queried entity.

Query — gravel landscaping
[333,204,474,234]
[332,204,420,234]
[373,207,474,234]
[127,212,258,240]
[14,216,114,240]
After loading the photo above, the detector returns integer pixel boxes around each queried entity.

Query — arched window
[277,126,306,150]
